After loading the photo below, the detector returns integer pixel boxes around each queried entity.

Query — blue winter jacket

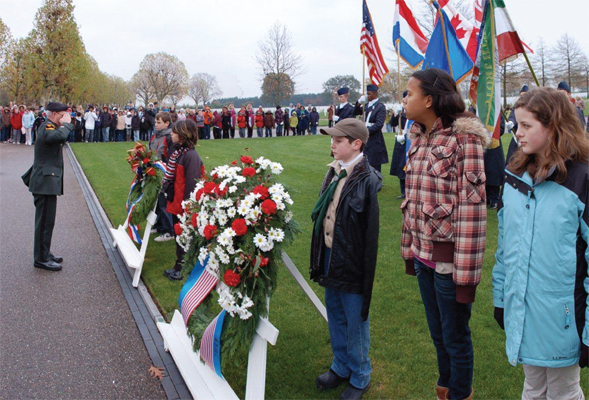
[492,161,589,368]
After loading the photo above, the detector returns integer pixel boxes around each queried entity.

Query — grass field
[72,133,588,399]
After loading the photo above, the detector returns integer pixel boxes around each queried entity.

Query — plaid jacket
[401,117,490,303]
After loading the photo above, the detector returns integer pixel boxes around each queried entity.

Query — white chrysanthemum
[234,256,245,265]
[218,252,230,265]
[285,211,293,223]
[283,193,294,205]
[276,201,286,211]
[217,234,230,246]
[198,247,209,264]
[271,193,283,202]
[269,183,284,194]
[253,233,268,249]
[238,309,252,320]
[234,176,246,184]
[242,295,254,309]
[223,228,236,237]
[226,245,236,255]
[218,214,228,226]
[270,228,285,242]
[209,216,216,225]
[227,207,237,218]
[259,241,274,252]
[241,197,253,208]
[237,204,250,216]
[270,162,283,174]
[228,185,238,194]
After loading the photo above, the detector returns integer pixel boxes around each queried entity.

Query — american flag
[200,310,226,377]
[180,269,219,324]
[360,0,389,86]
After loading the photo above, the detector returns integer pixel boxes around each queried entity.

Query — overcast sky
[2,0,589,98]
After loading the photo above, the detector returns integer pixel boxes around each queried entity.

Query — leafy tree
[322,75,361,103]
[260,73,295,106]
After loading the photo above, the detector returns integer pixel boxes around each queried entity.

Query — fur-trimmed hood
[409,116,491,149]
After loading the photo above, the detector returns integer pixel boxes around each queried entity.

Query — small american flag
[360,0,389,86]
[180,269,219,324]
[199,310,226,377]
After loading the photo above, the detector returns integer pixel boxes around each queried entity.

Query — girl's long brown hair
[509,88,589,183]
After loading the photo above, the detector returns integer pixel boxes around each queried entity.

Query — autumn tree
[137,52,189,104]
[552,34,585,91]
[188,73,222,106]
[322,75,362,103]
[260,73,295,106]
[256,22,303,106]
[131,69,154,107]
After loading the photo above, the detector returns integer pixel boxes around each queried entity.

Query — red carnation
[196,188,204,201]
[241,155,254,165]
[231,160,237,165]
[258,256,269,267]
[146,167,156,176]
[231,218,248,236]
[174,222,182,236]
[224,269,241,287]
[200,165,207,179]
[203,181,217,194]
[203,224,218,240]
[191,213,198,228]
[261,199,277,215]
[143,157,150,164]
[242,167,256,177]
[253,185,269,200]
[214,185,227,197]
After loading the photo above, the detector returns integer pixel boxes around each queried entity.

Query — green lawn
[71,133,587,399]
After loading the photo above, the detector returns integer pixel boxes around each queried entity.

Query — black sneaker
[396,194,406,199]
[489,202,498,210]
[164,269,182,280]
[340,383,371,400]
[316,369,348,390]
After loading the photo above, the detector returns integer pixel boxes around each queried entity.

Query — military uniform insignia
[46,123,55,131]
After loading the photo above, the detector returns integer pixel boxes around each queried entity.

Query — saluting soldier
[331,87,356,124]
[22,102,73,271]
[354,84,389,172]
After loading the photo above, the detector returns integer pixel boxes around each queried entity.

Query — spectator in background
[116,110,126,142]
[169,105,178,123]
[139,107,151,141]
[221,106,231,139]
[264,109,274,137]
[575,96,586,129]
[237,106,247,138]
[84,105,97,143]
[94,108,102,142]
[74,112,84,142]
[125,111,132,141]
[177,108,187,122]
[196,109,205,140]
[1,107,11,143]
[255,107,264,137]
[229,103,236,139]
[297,105,309,135]
[203,106,213,140]
[284,104,291,135]
[22,106,35,146]
[309,107,320,135]
[274,106,284,137]
[289,111,298,136]
[11,105,24,145]
[101,106,112,142]
[246,103,254,138]
[212,110,222,139]
[33,110,46,144]
[131,109,141,141]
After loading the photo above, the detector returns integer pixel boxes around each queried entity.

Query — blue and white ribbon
[125,179,143,244]
[200,310,226,378]
[178,258,219,325]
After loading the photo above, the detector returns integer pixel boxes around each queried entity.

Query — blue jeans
[256,127,263,137]
[323,248,371,389]
[264,127,272,137]
[203,125,211,139]
[414,259,473,399]
[102,126,110,142]
[311,125,317,135]
[86,129,94,142]
[276,124,283,136]
[94,127,102,142]
[133,130,140,141]
[1,126,9,141]
[238,128,246,138]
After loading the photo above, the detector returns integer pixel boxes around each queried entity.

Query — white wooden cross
[110,203,158,287]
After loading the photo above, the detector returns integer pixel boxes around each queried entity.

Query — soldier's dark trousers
[34,194,57,263]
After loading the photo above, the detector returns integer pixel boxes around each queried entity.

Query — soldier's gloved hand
[395,134,405,144]
[332,115,340,122]
[60,112,71,124]
[506,121,514,131]
[494,307,505,330]
[358,95,367,104]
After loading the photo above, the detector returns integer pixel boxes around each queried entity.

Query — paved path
[0,143,166,399]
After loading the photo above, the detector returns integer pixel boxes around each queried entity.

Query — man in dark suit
[332,87,356,124]
[354,84,389,172]
[23,102,73,271]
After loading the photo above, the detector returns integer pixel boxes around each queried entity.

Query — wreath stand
[110,203,158,288]
[157,251,328,400]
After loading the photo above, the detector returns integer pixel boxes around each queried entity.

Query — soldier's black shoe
[317,369,348,390]
[50,254,63,263]
[340,383,371,400]
[164,269,182,281]
[34,260,62,271]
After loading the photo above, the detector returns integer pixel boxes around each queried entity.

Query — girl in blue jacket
[492,87,589,399]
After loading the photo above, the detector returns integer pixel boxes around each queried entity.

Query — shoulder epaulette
[46,123,55,131]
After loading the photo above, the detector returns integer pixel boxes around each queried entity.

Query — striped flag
[179,258,219,325]
[470,0,502,149]
[493,0,533,61]
[360,0,389,85]
[393,0,429,69]
[200,310,226,378]
[125,179,143,244]
[438,0,479,61]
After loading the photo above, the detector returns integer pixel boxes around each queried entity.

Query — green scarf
[311,169,347,237]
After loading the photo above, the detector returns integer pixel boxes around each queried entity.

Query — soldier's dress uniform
[22,102,73,270]
[334,88,356,123]
[354,84,389,172]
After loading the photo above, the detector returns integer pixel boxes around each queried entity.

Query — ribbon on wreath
[200,310,226,378]
[125,178,143,244]
[154,160,167,174]
[178,258,219,325]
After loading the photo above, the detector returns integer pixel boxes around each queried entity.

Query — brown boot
[436,384,449,400]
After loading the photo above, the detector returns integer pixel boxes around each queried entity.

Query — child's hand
[493,307,504,330]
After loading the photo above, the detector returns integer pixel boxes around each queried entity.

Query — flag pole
[397,42,402,104]
[362,47,366,122]
[521,50,540,87]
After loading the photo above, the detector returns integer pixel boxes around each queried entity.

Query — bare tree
[528,38,551,87]
[256,21,304,105]
[188,73,222,106]
[552,34,584,90]
[137,52,189,103]
[414,0,473,38]
[130,69,154,107]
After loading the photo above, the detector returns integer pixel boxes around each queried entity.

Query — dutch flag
[393,0,429,69]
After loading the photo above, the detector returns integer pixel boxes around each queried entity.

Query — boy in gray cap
[309,118,382,400]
